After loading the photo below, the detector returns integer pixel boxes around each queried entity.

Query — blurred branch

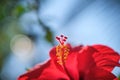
[25,0,54,44]
[33,0,54,45]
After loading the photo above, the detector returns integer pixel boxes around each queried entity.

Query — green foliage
[0,0,18,21]
[12,4,26,17]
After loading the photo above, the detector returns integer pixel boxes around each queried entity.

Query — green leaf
[45,29,53,43]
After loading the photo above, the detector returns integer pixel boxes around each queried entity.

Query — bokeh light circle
[10,34,34,62]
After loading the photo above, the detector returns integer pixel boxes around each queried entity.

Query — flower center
[56,35,69,65]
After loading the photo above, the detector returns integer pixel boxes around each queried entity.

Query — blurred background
[0,0,120,80]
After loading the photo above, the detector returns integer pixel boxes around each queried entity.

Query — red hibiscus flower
[18,35,120,80]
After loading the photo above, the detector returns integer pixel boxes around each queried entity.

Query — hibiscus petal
[86,67,116,80]
[64,52,79,80]
[38,60,70,80]
[78,45,119,79]
[78,46,96,71]
[18,60,51,80]
[18,60,70,80]
[92,44,120,71]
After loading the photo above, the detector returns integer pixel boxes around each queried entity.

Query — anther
[60,35,64,37]
[64,36,67,39]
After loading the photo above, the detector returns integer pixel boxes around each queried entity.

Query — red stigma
[56,36,60,40]
[64,36,67,39]
[56,35,68,45]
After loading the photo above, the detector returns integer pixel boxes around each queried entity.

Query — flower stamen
[56,35,69,66]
